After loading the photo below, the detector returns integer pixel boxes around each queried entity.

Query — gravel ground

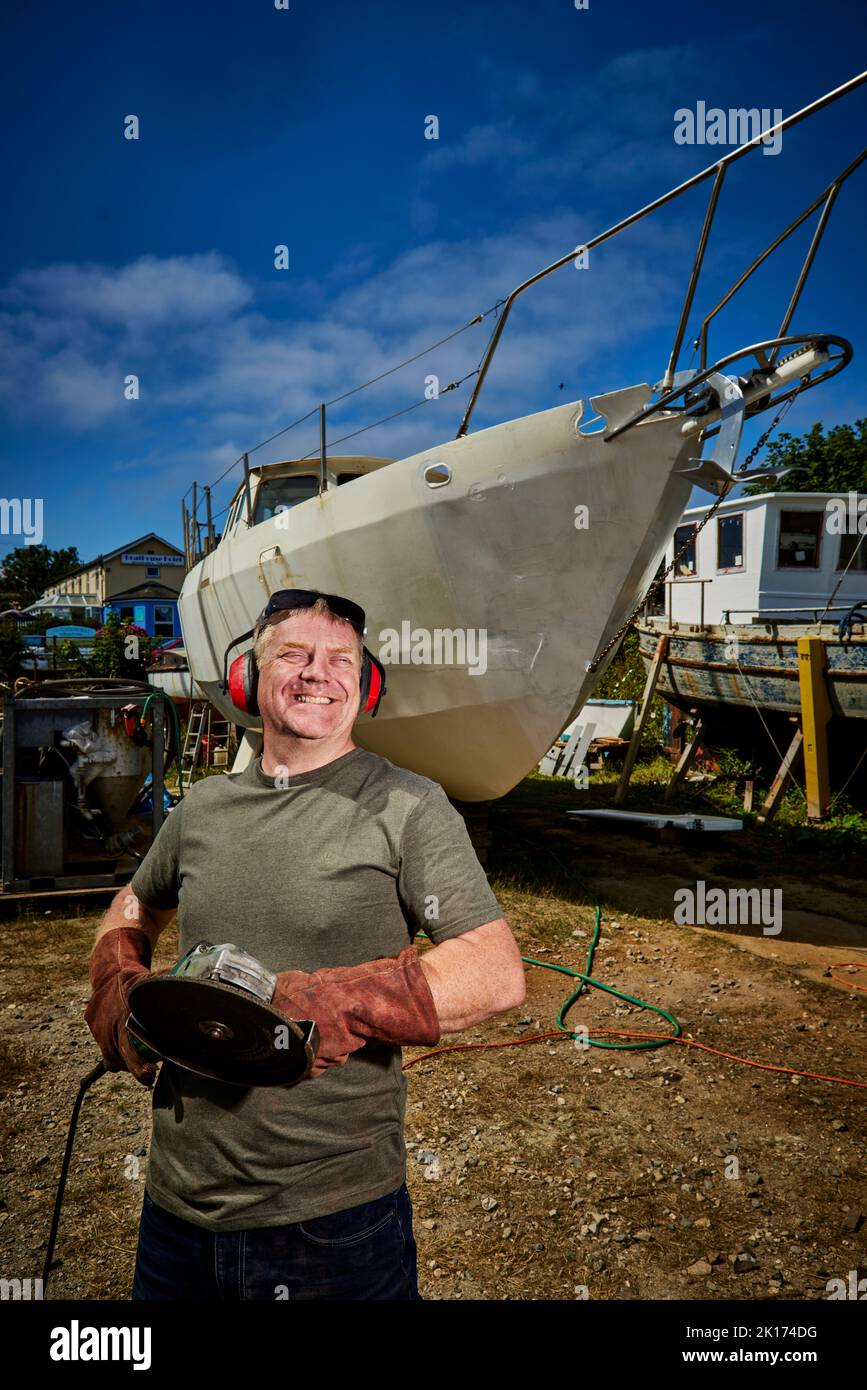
[1,807,865,1302]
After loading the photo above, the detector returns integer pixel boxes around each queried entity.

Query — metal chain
[584,377,805,674]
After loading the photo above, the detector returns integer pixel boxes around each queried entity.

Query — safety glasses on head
[254,589,367,638]
[222,589,386,719]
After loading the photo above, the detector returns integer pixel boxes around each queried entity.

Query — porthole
[424,462,451,488]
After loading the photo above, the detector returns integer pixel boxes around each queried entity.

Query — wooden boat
[636,612,867,720]
[637,489,867,720]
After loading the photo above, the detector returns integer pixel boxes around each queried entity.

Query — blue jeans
[132,1184,422,1300]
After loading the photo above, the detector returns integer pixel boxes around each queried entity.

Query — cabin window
[337,472,362,485]
[674,523,698,575]
[254,474,320,523]
[837,532,867,572]
[717,514,744,570]
[225,493,243,530]
[777,510,822,568]
[154,604,175,639]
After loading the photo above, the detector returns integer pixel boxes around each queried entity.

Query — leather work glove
[84,927,157,1086]
[273,946,441,1078]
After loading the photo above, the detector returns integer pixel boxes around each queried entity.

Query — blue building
[31,532,186,641]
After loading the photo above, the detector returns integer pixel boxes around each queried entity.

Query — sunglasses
[254,589,367,636]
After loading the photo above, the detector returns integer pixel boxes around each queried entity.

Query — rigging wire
[295,370,480,459]
[817,527,867,625]
[182,303,502,504]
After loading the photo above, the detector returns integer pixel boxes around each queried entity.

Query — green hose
[419,905,681,1053]
[140,692,184,800]
[525,905,681,1051]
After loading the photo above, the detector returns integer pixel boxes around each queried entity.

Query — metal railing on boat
[179,70,867,572]
[457,70,867,437]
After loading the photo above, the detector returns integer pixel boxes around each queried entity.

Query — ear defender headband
[222,590,386,719]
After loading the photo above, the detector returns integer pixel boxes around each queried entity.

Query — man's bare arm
[418,918,526,1034]
[94,886,177,953]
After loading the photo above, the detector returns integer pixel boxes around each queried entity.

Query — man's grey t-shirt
[129,746,503,1232]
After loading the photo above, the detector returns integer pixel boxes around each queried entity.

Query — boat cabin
[656,491,867,626]
[221,456,394,537]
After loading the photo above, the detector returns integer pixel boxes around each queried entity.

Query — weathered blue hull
[637,620,867,720]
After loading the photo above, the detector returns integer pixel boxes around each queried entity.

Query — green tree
[59,611,156,679]
[743,419,867,496]
[0,620,24,683]
[0,544,80,607]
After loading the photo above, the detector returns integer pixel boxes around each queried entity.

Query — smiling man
[84,589,525,1301]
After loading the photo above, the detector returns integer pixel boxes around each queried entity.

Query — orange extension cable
[405,916,866,1090]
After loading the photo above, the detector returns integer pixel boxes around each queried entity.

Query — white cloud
[423,44,704,197]
[4,253,250,329]
[423,121,535,172]
[0,212,686,460]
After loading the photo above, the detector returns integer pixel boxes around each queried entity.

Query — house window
[115,604,147,627]
[717,514,744,570]
[778,510,822,568]
[154,604,175,639]
[837,532,867,572]
[674,523,698,576]
[146,566,160,578]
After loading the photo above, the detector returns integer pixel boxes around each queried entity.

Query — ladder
[180,701,233,790]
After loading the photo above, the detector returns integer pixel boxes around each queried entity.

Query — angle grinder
[42,941,318,1288]
[126,940,319,1087]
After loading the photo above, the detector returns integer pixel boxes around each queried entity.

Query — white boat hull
[178,389,698,800]
[147,669,204,704]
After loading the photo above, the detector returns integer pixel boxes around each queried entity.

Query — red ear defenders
[225,637,386,719]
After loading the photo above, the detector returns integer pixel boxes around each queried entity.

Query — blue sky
[1,0,865,565]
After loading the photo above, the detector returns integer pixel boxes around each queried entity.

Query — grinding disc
[127,974,318,1087]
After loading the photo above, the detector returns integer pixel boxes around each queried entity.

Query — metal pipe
[205,486,215,553]
[661,163,726,391]
[721,604,865,616]
[698,147,867,369]
[771,187,841,360]
[699,200,820,369]
[319,403,328,494]
[607,336,841,444]
[242,453,253,526]
[456,70,867,438]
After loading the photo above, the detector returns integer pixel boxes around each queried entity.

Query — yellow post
[796,637,831,821]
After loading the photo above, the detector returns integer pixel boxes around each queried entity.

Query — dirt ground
[1,791,865,1302]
